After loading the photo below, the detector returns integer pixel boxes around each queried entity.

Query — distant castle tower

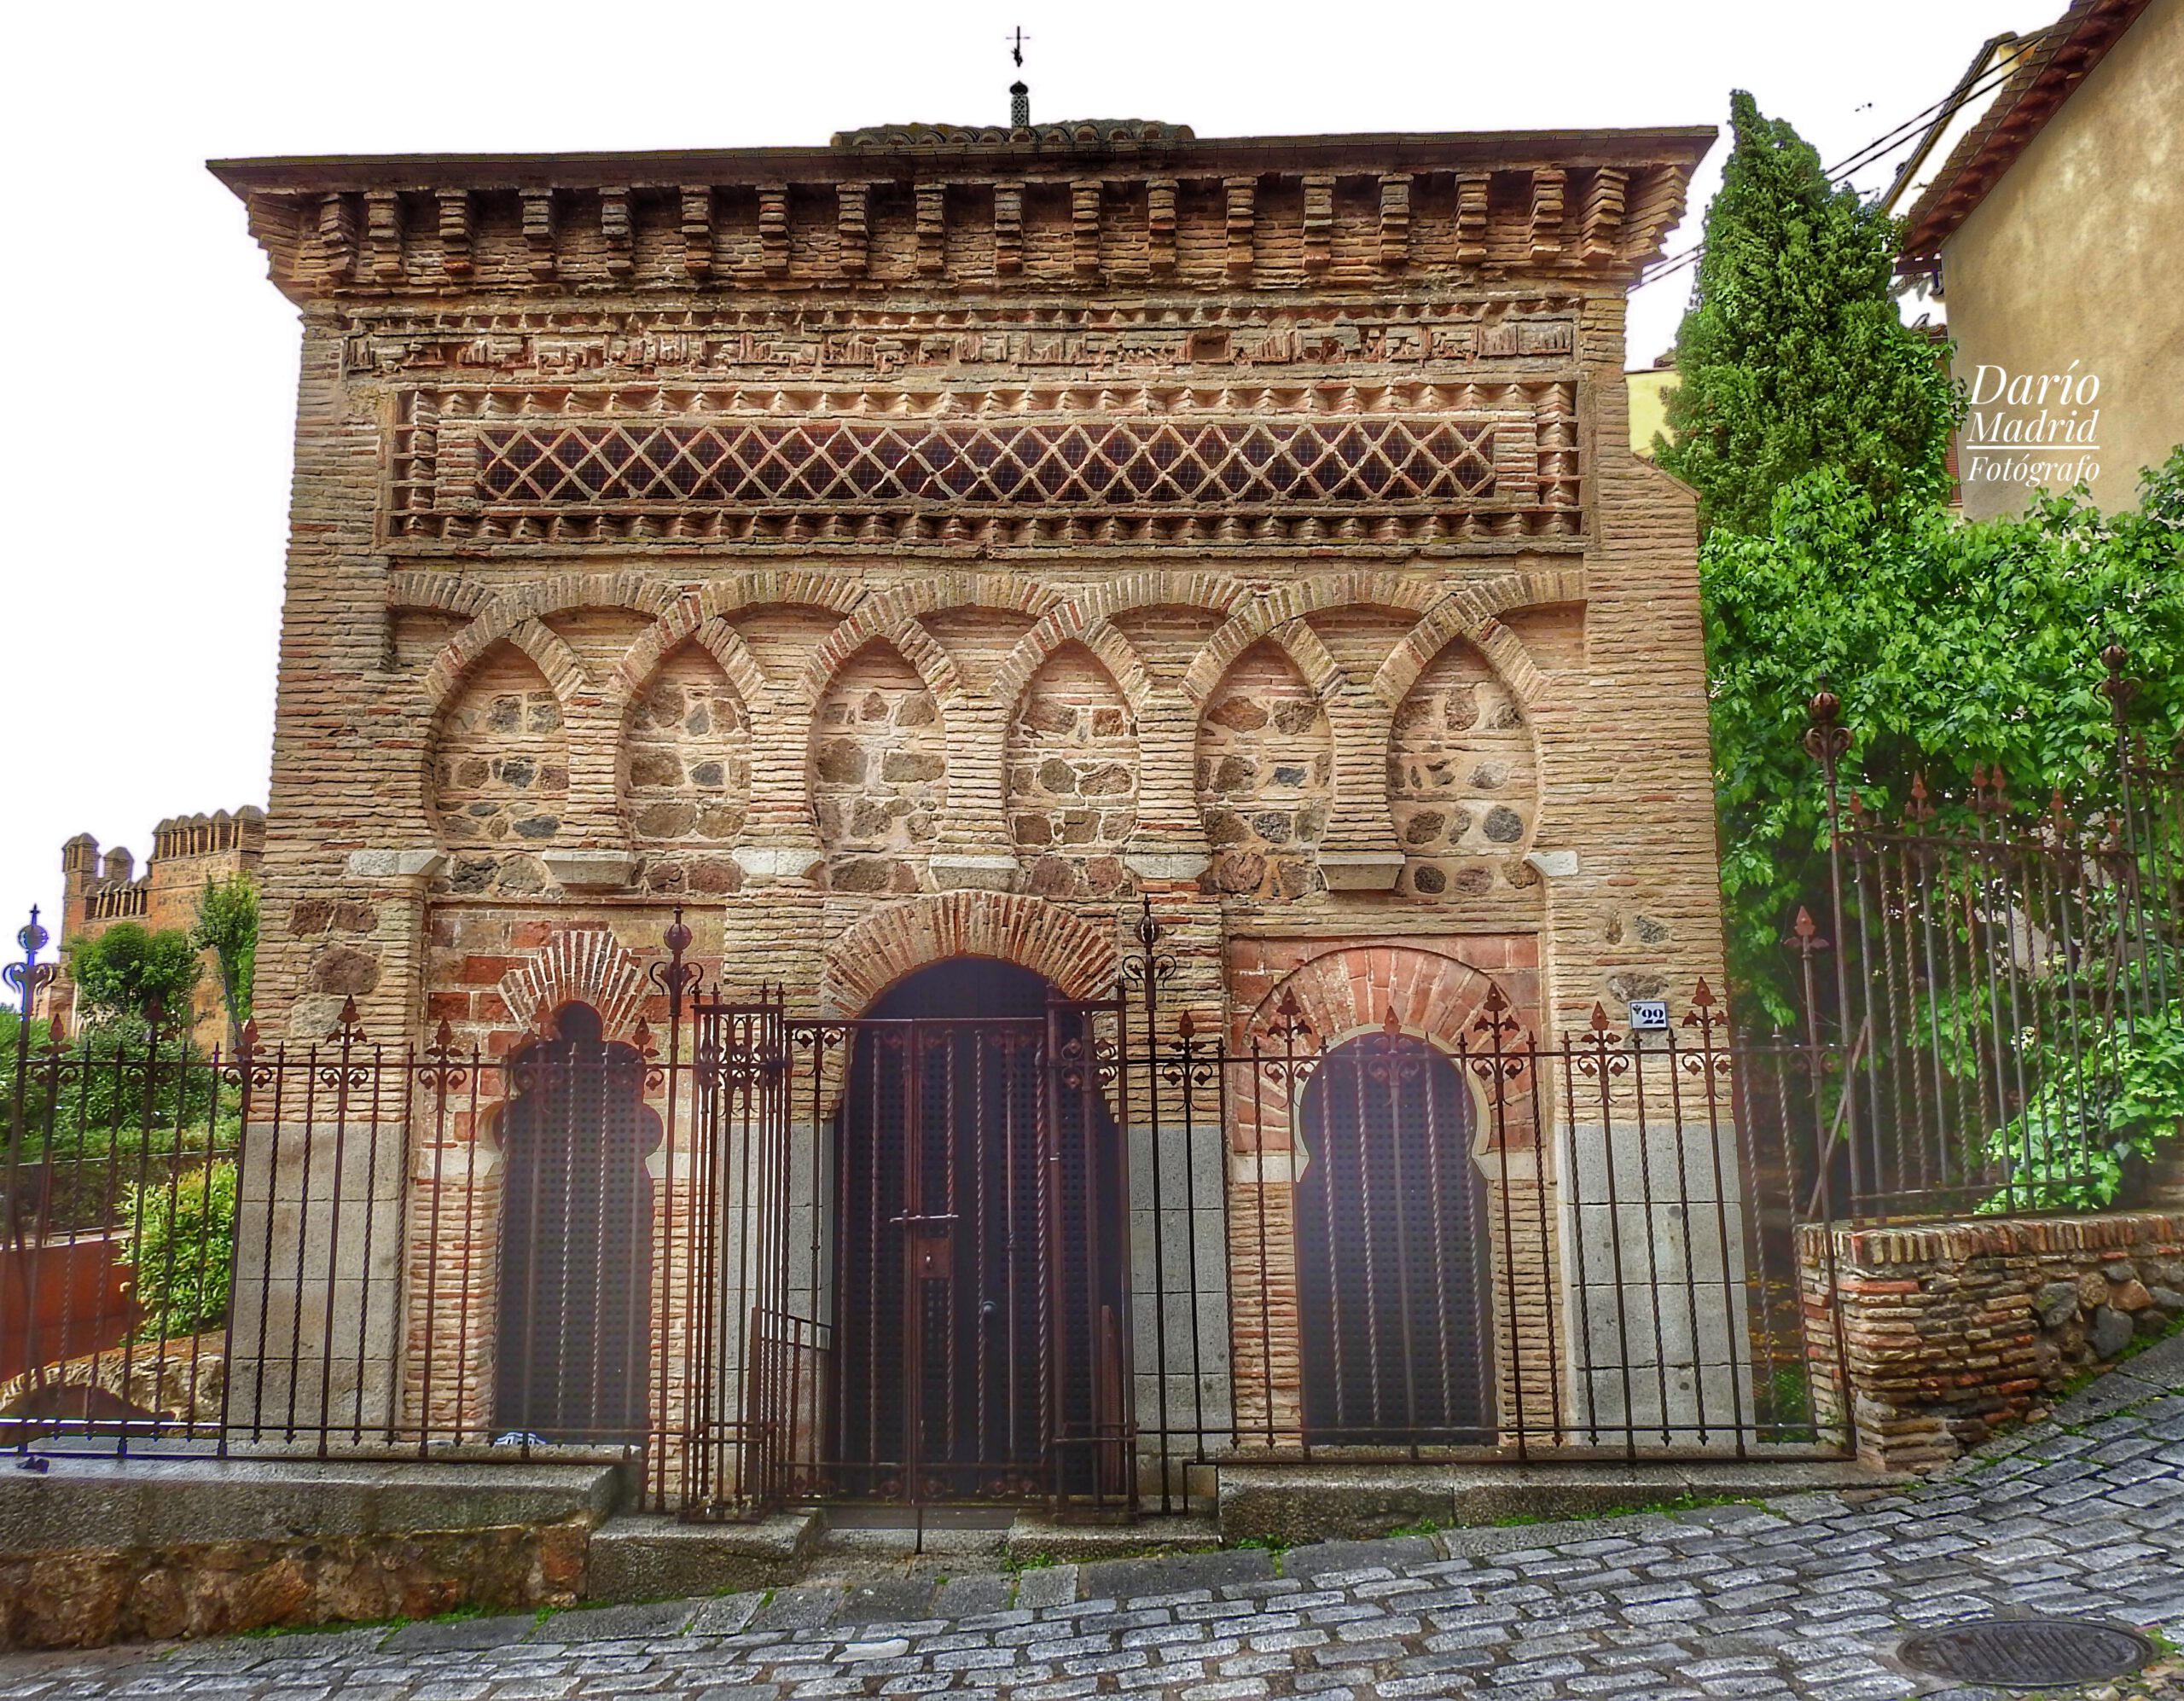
[42,807,266,1044]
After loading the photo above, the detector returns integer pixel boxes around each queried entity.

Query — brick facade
[214,113,1723,1466]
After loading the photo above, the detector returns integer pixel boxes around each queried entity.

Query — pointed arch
[1182,572,1449,704]
[798,572,1066,706]
[990,570,1255,711]
[429,640,571,847]
[1371,569,1585,709]
[424,613,590,711]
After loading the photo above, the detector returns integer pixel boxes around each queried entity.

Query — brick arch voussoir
[993,572,1254,711]
[1373,570,1584,709]
[519,572,682,624]
[824,893,1117,1018]
[800,576,1062,707]
[1242,945,1510,1061]
[607,604,770,719]
[498,926,650,1042]
[386,570,497,623]
[424,612,591,713]
[1182,574,1438,705]
[994,612,1156,715]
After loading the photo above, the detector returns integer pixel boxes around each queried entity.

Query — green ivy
[1702,450,2184,1028]
[1981,1001,2184,1213]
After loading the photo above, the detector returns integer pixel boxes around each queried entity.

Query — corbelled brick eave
[208,126,1715,195]
[210,125,1713,306]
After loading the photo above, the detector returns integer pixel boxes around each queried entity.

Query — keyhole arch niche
[1195,640,1333,899]
[491,1000,664,1445]
[811,641,947,895]
[621,637,753,894]
[1387,637,1540,900]
[427,642,571,888]
[1006,641,1139,899]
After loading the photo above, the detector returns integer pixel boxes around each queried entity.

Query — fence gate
[688,960,1133,1521]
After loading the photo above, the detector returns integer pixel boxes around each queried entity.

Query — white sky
[0,0,2024,952]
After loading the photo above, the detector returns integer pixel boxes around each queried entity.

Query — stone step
[0,1452,624,1553]
[1214,1457,1907,1544]
[583,1509,820,1601]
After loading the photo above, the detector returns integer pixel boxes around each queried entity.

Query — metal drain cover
[1897,1617,2154,1688]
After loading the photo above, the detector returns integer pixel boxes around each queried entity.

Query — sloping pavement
[3,1336,2180,1700]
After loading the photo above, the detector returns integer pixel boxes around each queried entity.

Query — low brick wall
[1799,1210,2184,1472]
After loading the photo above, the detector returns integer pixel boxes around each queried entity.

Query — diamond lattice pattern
[471,419,1501,509]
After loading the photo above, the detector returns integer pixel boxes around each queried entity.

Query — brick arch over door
[499,926,649,1041]
[823,892,1116,1017]
[1226,943,1527,1445]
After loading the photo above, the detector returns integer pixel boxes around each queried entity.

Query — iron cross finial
[1010,26,1027,67]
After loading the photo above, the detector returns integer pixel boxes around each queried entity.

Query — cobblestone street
[5,1341,2179,1701]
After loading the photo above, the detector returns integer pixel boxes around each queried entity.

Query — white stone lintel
[540,849,636,889]
[732,845,824,882]
[1318,850,1404,891]
[929,854,1018,892]
[1123,850,1212,881]
[343,849,447,883]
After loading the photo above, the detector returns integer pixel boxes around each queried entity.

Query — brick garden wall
[1799,1210,2184,1472]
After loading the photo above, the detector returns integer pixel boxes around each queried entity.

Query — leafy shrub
[122,1160,239,1342]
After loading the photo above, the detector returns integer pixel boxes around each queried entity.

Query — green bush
[3,1013,240,1229]
[121,1160,238,1342]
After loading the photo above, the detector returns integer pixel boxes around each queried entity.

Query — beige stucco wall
[1626,365,1679,458]
[1941,0,2184,519]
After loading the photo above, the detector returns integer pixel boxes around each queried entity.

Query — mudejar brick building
[212,107,1740,1516]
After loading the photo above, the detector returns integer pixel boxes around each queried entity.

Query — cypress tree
[1658,90,1960,534]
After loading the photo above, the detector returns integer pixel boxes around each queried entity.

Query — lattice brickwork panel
[391,386,1581,549]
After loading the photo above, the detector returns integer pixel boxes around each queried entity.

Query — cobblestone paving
[5,1347,2180,1701]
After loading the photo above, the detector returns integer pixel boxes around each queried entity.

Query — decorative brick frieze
[218,131,1706,299]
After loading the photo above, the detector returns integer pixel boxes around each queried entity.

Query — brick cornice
[213,127,1712,304]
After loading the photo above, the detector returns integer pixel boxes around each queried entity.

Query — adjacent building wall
[1939,0,2184,519]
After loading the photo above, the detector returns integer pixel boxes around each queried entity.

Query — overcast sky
[0,0,2024,950]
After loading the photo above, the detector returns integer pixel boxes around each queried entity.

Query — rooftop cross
[1008,26,1030,128]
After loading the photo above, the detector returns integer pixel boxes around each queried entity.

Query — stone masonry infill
[9,1338,2181,1700]
[1799,1210,2184,1474]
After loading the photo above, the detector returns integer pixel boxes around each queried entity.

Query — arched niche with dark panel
[1294,1031,1495,1446]
[493,1001,661,1445]
[830,957,1128,1504]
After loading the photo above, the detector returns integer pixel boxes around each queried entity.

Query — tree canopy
[191,874,258,1048]
[1658,90,1960,535]
[67,922,202,1032]
[1703,448,2184,1021]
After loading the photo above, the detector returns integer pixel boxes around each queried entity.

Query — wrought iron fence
[1802,648,2182,1222]
[2,904,1851,1517]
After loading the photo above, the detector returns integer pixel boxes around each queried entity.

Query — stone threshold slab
[0,1454,622,1552]
[1215,1457,1908,1543]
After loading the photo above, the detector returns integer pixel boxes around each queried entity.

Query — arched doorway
[830,958,1127,1504]
[1295,1031,1494,1446]
[494,1002,659,1444]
